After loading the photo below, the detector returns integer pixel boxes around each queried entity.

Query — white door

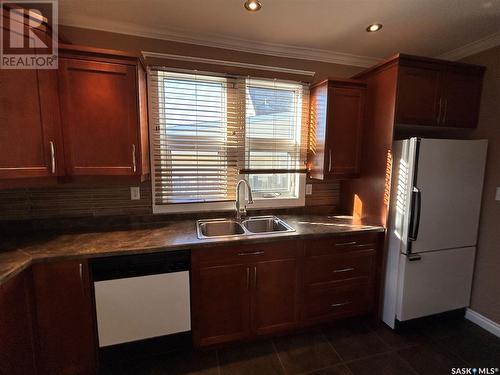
[409,139,487,253]
[396,247,476,321]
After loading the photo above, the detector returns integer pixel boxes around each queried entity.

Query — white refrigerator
[382,138,488,328]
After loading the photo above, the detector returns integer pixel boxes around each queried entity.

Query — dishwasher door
[92,251,190,347]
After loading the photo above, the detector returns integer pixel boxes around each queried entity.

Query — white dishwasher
[91,251,191,347]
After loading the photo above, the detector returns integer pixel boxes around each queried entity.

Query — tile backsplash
[0,180,339,221]
[0,182,152,220]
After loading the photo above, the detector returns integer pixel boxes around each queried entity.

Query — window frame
[148,69,306,215]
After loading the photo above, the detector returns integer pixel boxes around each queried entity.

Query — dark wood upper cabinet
[0,42,150,188]
[0,69,63,181]
[395,55,485,128]
[396,66,441,126]
[32,259,97,375]
[0,269,38,375]
[439,69,484,128]
[0,13,64,185]
[58,52,148,179]
[309,79,366,180]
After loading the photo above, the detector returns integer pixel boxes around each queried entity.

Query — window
[148,69,308,213]
[245,79,307,204]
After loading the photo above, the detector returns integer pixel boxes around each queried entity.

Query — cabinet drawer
[192,240,300,267]
[305,250,375,285]
[306,233,379,257]
[304,283,373,321]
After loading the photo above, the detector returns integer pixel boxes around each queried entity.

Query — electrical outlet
[496,187,500,201]
[130,186,140,200]
[306,184,313,195]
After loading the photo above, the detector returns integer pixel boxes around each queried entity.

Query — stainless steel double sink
[196,216,295,239]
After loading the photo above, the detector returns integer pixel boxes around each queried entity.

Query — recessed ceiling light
[366,23,383,32]
[244,0,262,12]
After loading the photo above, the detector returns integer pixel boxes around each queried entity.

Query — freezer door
[408,139,487,253]
[396,247,476,321]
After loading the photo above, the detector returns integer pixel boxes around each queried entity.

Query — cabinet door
[58,58,140,177]
[327,86,364,177]
[396,66,441,126]
[0,270,37,375]
[0,68,63,180]
[33,260,97,375]
[440,70,483,128]
[192,264,251,346]
[309,83,328,180]
[252,258,299,336]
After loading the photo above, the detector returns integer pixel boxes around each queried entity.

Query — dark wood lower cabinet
[191,240,301,347]
[0,269,38,375]
[191,233,382,347]
[32,260,98,375]
[252,258,300,335]
[192,263,251,346]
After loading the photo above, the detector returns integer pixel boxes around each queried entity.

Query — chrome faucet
[235,179,254,220]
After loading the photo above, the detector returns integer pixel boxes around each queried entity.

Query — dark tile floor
[100,315,500,375]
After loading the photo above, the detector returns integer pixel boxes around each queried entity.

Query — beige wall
[59,26,363,81]
[461,46,500,324]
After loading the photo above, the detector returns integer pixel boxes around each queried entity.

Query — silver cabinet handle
[328,149,332,173]
[331,301,351,307]
[246,267,250,290]
[253,266,257,289]
[238,251,264,256]
[132,144,137,173]
[335,241,357,246]
[49,141,56,174]
[443,99,448,125]
[79,262,83,281]
[333,267,354,273]
[437,97,443,124]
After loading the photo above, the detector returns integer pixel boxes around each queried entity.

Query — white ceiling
[59,0,500,66]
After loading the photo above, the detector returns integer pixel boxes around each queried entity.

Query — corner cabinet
[191,241,301,347]
[58,47,149,180]
[308,79,366,180]
[395,56,485,128]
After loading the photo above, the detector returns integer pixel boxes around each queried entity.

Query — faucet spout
[235,179,253,220]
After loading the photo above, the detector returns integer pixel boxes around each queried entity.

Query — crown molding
[438,30,500,60]
[143,51,316,77]
[60,15,381,68]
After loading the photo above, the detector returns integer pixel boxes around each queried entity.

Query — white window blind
[148,68,309,211]
[243,78,309,200]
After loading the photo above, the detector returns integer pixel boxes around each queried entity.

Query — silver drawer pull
[132,144,137,173]
[331,301,351,307]
[238,251,264,256]
[335,241,357,246]
[49,141,56,174]
[333,267,354,273]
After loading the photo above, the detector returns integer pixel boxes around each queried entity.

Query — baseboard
[465,308,500,338]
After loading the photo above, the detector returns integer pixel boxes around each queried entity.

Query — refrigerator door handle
[408,187,422,242]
